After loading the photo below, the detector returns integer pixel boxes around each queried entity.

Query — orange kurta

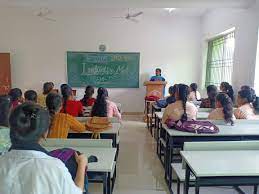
[48,113,85,138]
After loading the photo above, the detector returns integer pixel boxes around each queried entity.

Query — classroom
[0,0,259,194]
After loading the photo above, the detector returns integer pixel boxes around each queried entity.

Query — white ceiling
[0,0,256,9]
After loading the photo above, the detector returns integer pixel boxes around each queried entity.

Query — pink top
[162,100,198,123]
[107,100,121,120]
[208,108,236,120]
[234,103,256,119]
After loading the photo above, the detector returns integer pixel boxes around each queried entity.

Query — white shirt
[0,150,82,194]
[162,100,198,123]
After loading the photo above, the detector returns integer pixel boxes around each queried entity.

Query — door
[0,53,11,95]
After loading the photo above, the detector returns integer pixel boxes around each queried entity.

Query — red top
[60,100,83,117]
[80,98,96,107]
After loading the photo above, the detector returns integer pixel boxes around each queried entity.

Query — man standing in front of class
[150,68,166,81]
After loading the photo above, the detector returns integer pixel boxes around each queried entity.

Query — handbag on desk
[86,117,112,139]
[166,119,219,134]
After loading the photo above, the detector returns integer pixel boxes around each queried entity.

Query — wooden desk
[181,150,259,194]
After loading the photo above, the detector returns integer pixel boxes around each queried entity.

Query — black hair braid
[46,93,62,128]
[207,85,218,108]
[61,84,72,113]
[91,87,108,117]
[179,84,189,122]
[217,93,234,125]
[81,86,94,106]
[221,82,234,102]
[239,88,258,109]
[190,83,198,100]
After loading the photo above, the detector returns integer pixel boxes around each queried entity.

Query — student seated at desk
[46,93,86,138]
[0,95,11,154]
[166,85,177,104]
[60,84,83,117]
[220,82,234,102]
[38,82,54,108]
[188,83,201,101]
[81,85,96,107]
[162,84,198,123]
[0,103,86,194]
[156,85,177,108]
[8,88,23,109]
[24,90,38,103]
[234,88,257,119]
[200,85,218,108]
[91,87,121,120]
[208,93,235,125]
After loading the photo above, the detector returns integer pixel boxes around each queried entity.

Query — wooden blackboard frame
[67,51,140,88]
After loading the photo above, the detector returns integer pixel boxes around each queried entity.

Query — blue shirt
[150,75,165,82]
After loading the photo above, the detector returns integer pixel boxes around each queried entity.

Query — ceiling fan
[113,9,143,23]
[36,8,56,22]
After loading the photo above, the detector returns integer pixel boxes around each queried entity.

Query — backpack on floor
[166,119,219,134]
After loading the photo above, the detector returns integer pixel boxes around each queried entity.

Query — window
[254,29,259,95]
[205,31,235,87]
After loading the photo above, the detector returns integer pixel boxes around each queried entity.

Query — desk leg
[254,185,258,194]
[195,178,200,194]
[154,114,157,139]
[107,172,111,194]
[156,117,160,156]
[184,164,191,194]
[168,142,173,189]
[103,173,108,194]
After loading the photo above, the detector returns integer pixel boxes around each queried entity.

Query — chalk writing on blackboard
[81,64,129,76]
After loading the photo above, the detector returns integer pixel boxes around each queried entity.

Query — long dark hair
[9,103,50,144]
[169,84,178,96]
[91,87,108,117]
[190,83,198,100]
[81,86,94,106]
[8,88,22,103]
[60,84,72,113]
[0,95,11,127]
[46,93,62,127]
[238,88,257,108]
[207,85,218,108]
[220,82,234,102]
[216,93,234,125]
[43,82,54,95]
[178,84,190,122]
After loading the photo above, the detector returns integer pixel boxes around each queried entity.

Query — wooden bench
[171,141,259,194]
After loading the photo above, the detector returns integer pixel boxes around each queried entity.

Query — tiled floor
[89,115,255,194]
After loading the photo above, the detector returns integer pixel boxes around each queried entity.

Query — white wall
[0,8,202,112]
[201,7,259,92]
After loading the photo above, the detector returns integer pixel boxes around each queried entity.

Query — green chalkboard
[67,52,140,88]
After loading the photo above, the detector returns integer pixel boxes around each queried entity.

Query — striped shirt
[48,113,86,138]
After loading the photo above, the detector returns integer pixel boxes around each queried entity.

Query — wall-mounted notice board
[0,53,11,95]
[67,52,140,88]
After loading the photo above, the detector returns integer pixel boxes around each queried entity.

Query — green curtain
[205,32,235,87]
